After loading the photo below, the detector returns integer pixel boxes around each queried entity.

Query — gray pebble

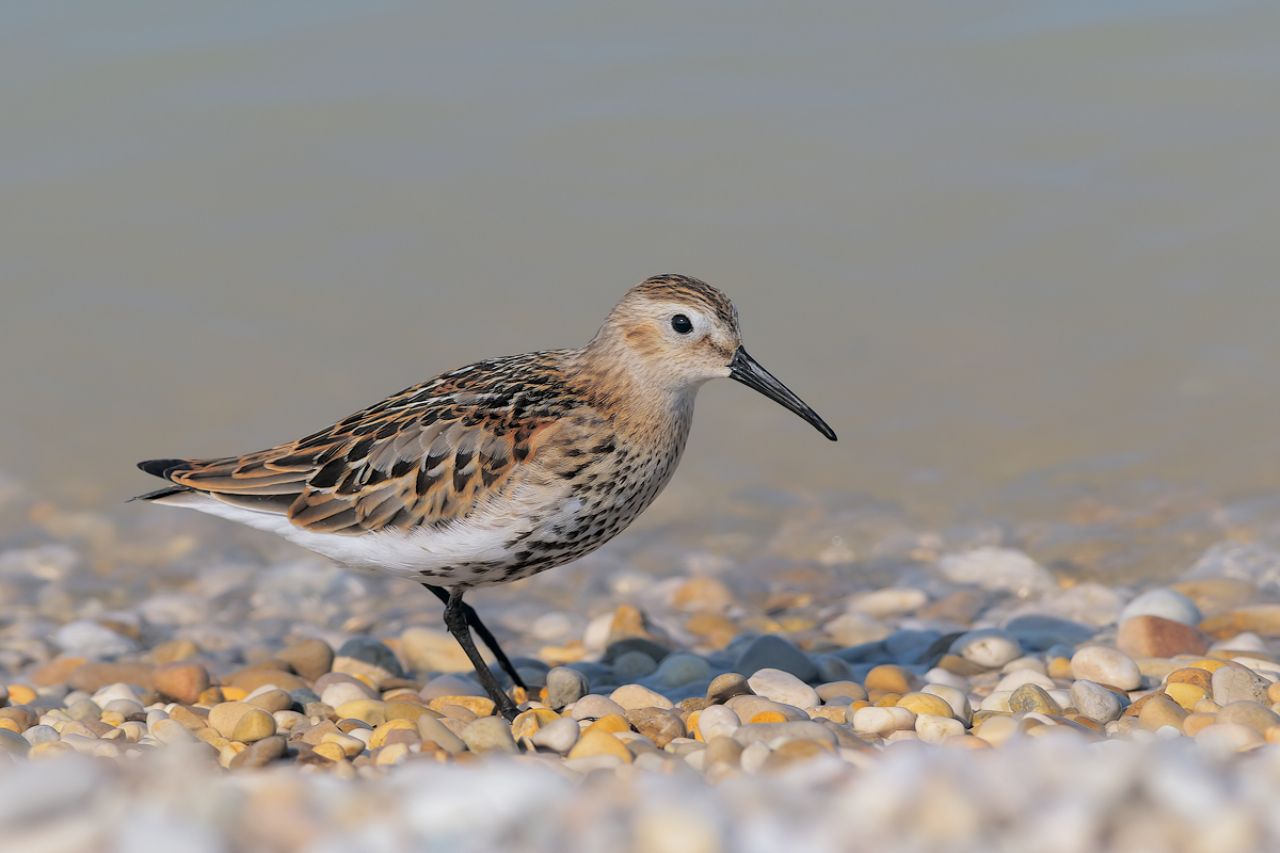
[735,635,817,681]
[1070,680,1125,723]
[546,667,590,709]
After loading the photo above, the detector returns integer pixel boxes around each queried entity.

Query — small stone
[706,673,751,703]
[732,721,837,749]
[1138,693,1187,732]
[67,663,154,693]
[696,704,741,741]
[1195,722,1263,753]
[246,688,293,714]
[922,685,971,722]
[569,694,627,721]
[846,587,928,618]
[426,696,495,718]
[546,667,590,709]
[1070,681,1125,723]
[55,620,138,658]
[417,715,466,754]
[1165,682,1208,710]
[1211,664,1270,705]
[230,735,286,768]
[1117,616,1208,658]
[607,604,656,645]
[567,729,632,763]
[1009,684,1062,715]
[319,680,377,709]
[951,629,1021,669]
[510,708,559,740]
[671,576,733,612]
[864,665,913,694]
[1200,605,1280,639]
[1216,700,1280,734]
[1070,646,1141,691]
[610,684,673,711]
[898,692,956,719]
[333,637,404,685]
[1121,588,1202,626]
[208,703,257,739]
[333,699,387,726]
[153,662,210,705]
[816,681,867,703]
[654,654,712,687]
[612,651,658,681]
[531,717,580,753]
[230,708,276,743]
[747,668,819,709]
[278,639,334,681]
[627,707,684,748]
[915,713,965,743]
[851,706,916,736]
[461,716,517,754]
[419,674,485,700]
[938,547,1054,595]
[226,669,309,693]
[734,635,818,681]
[400,628,472,673]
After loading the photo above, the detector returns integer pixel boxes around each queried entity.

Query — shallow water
[3,2,1279,540]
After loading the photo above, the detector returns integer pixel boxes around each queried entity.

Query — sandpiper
[136,274,836,718]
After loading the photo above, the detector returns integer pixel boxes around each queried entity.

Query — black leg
[442,588,520,721]
[422,584,526,690]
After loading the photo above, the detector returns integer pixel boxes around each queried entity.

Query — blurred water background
[2,1,1278,573]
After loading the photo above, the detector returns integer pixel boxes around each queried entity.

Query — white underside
[153,489,579,583]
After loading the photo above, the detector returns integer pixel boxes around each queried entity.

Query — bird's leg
[442,588,521,721]
[422,583,526,690]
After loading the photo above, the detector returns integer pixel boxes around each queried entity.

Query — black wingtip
[129,485,191,503]
[138,458,188,479]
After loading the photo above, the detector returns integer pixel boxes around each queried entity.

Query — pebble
[570,694,627,721]
[1210,664,1270,705]
[1120,588,1202,626]
[1116,615,1208,658]
[851,706,916,737]
[1070,646,1141,691]
[612,650,658,681]
[54,620,138,658]
[333,637,404,685]
[153,662,210,705]
[531,717,579,753]
[461,717,517,755]
[951,629,1021,669]
[567,729,632,764]
[734,635,818,681]
[609,683,673,711]
[400,628,472,673]
[707,673,752,703]
[1071,681,1125,723]
[696,704,741,741]
[278,639,335,681]
[746,668,819,709]
[546,667,590,709]
[653,653,712,687]
[937,547,1054,595]
[626,708,684,748]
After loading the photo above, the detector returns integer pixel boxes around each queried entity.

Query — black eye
[671,314,693,334]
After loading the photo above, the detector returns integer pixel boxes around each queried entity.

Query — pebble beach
[3,479,1280,851]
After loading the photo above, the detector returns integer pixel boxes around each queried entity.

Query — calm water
[3,1,1279,526]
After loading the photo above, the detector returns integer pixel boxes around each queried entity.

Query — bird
[136,274,836,719]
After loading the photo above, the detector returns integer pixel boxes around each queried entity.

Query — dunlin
[137,274,836,718]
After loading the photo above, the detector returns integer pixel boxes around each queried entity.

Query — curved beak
[728,347,837,441]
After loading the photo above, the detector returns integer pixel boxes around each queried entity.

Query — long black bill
[728,347,837,441]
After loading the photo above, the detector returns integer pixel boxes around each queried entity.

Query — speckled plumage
[137,274,834,717]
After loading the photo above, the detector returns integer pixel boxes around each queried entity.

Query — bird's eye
[671,314,693,334]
